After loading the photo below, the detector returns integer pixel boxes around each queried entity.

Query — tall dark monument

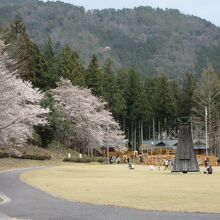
[172,119,199,173]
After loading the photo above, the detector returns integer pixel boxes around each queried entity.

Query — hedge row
[63,157,105,163]
[0,152,51,160]
[11,154,51,160]
[0,152,9,158]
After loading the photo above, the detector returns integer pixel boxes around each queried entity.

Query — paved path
[0,168,220,220]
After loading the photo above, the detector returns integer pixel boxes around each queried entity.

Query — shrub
[96,157,105,163]
[0,152,9,158]
[0,145,51,160]
[11,154,51,160]
[63,157,104,163]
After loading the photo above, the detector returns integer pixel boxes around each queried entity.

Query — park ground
[0,158,63,172]
[0,144,82,172]
[20,164,220,213]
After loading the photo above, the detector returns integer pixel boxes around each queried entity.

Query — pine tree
[85,55,104,97]
[44,37,54,62]
[178,73,196,117]
[126,70,144,149]
[116,70,130,132]
[57,44,85,86]
[36,91,70,147]
[103,59,126,118]
[152,74,177,126]
[131,83,150,148]
[4,15,26,43]
[43,37,59,89]
[127,70,143,117]
[4,16,49,90]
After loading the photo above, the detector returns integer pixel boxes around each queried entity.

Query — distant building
[142,139,206,155]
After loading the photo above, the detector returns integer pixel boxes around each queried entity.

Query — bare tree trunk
[138,121,141,146]
[123,115,126,132]
[158,121,161,140]
[191,119,193,140]
[141,121,144,156]
[134,121,137,151]
[107,146,109,164]
[153,118,155,141]
[140,121,143,146]
[131,121,134,150]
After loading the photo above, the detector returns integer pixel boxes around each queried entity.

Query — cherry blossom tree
[0,39,48,146]
[52,79,125,152]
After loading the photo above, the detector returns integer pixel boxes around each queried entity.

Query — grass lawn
[0,158,63,172]
[20,164,220,213]
[0,145,80,171]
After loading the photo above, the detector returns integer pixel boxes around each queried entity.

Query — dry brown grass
[0,144,81,172]
[0,158,63,171]
[21,164,220,213]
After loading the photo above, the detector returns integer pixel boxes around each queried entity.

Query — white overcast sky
[46,0,220,27]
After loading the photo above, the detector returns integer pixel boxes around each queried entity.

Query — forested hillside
[1,0,220,78]
[1,13,220,156]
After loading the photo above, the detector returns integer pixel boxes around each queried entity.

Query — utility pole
[205,106,208,156]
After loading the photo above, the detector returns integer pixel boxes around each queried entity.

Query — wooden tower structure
[172,119,199,173]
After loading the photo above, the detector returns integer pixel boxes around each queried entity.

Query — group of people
[163,158,173,170]
[109,155,121,164]
[109,155,215,174]
[109,155,135,169]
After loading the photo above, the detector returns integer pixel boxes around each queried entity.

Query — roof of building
[142,139,206,150]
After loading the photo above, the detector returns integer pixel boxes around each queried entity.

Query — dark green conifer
[85,54,104,97]
[57,44,85,86]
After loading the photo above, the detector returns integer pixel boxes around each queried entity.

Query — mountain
[1,0,220,78]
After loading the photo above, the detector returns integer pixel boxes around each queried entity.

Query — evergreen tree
[85,55,104,97]
[36,91,70,147]
[103,59,126,118]
[57,44,85,86]
[44,37,54,62]
[4,16,26,43]
[178,73,196,117]
[125,70,144,149]
[117,69,129,99]
[43,37,59,89]
[151,74,177,128]
[116,69,130,131]
[131,85,150,122]
[127,70,143,118]
[4,16,49,90]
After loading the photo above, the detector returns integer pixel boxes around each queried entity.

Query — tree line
[2,16,220,156]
